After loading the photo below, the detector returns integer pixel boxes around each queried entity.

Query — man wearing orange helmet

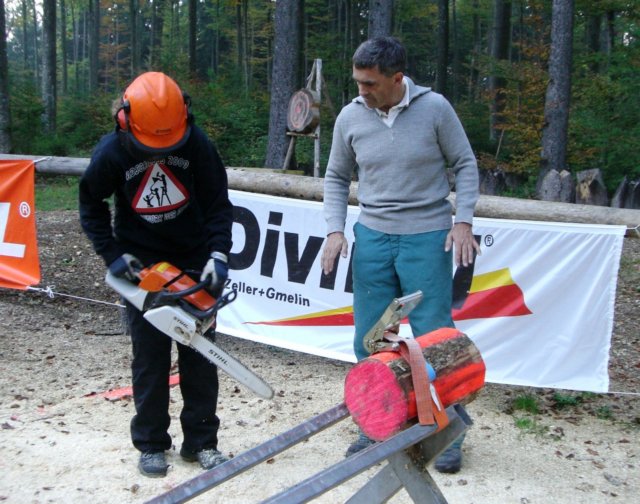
[79,72,233,477]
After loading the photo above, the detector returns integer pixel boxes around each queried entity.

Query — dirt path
[0,210,638,503]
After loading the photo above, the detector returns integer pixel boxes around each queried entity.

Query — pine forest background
[0,0,639,200]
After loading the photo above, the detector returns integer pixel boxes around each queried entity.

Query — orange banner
[0,160,40,289]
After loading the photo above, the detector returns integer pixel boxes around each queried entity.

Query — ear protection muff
[183,93,194,125]
[114,100,130,131]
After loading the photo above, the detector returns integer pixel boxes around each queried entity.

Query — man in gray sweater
[321,37,480,473]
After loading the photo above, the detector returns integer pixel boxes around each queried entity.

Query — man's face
[352,65,403,112]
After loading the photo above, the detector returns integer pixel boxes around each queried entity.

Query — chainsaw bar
[190,333,274,399]
[106,271,274,399]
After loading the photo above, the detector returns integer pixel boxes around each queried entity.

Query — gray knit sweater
[324,78,479,235]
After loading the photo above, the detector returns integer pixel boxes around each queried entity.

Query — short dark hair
[352,37,406,76]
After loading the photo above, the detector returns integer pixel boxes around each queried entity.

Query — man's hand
[201,251,229,296]
[321,232,349,275]
[108,253,143,281]
[445,223,481,267]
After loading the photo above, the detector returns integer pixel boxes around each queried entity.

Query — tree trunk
[467,0,481,101]
[60,0,68,95]
[451,0,460,102]
[586,14,601,73]
[368,0,393,39]
[265,0,301,169]
[235,1,245,89]
[151,0,165,69]
[130,0,139,78]
[189,0,197,77]
[21,0,28,71]
[537,0,574,199]
[489,0,511,143]
[89,0,99,91]
[42,0,57,133]
[243,0,250,91]
[0,0,11,151]
[31,0,39,84]
[436,0,449,96]
[214,0,221,75]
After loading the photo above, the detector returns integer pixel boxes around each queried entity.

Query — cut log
[611,177,629,209]
[344,328,485,441]
[287,89,320,134]
[576,168,608,206]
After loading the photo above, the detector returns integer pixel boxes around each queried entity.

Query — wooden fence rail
[1,153,638,236]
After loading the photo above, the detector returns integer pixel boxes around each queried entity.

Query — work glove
[108,253,143,282]
[201,251,229,296]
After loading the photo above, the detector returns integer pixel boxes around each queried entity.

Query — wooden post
[313,59,322,178]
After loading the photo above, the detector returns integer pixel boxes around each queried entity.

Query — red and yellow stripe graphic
[452,267,532,321]
[247,267,531,326]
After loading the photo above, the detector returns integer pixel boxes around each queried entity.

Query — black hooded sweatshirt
[79,125,233,270]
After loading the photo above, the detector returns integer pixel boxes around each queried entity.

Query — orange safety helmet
[115,72,192,158]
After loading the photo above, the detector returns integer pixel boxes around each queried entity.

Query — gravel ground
[0,210,638,503]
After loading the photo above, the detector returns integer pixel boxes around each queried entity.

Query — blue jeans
[352,223,454,361]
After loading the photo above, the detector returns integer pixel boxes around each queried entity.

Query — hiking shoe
[180,447,229,470]
[345,432,376,457]
[138,451,168,478]
[435,445,462,473]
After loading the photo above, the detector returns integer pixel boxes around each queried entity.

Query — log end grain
[344,359,409,441]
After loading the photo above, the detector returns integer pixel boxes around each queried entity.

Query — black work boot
[435,437,463,473]
[345,432,376,457]
[180,447,229,470]
[138,451,168,478]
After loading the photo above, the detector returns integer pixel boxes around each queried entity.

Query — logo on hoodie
[131,162,189,223]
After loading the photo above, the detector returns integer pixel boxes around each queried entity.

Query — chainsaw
[105,261,274,399]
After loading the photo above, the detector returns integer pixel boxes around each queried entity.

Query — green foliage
[190,78,270,167]
[54,94,116,156]
[596,406,613,420]
[552,392,582,409]
[9,77,45,154]
[514,416,548,437]
[512,393,540,414]
[3,0,640,195]
[35,175,79,211]
[9,71,114,157]
[570,51,640,191]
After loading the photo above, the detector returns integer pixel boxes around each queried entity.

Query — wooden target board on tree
[287,89,320,134]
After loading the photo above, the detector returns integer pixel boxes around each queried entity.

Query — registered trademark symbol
[484,234,494,247]
[19,201,31,218]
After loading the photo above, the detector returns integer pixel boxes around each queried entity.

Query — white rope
[15,286,640,396]
[26,285,124,308]
[606,390,640,397]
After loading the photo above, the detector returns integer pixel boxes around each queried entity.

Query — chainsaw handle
[149,278,211,304]
[179,288,238,320]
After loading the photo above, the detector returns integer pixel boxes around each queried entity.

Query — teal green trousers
[352,222,454,361]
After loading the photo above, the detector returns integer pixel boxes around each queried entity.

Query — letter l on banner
[0,160,40,289]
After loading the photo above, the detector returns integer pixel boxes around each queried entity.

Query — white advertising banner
[219,190,625,393]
